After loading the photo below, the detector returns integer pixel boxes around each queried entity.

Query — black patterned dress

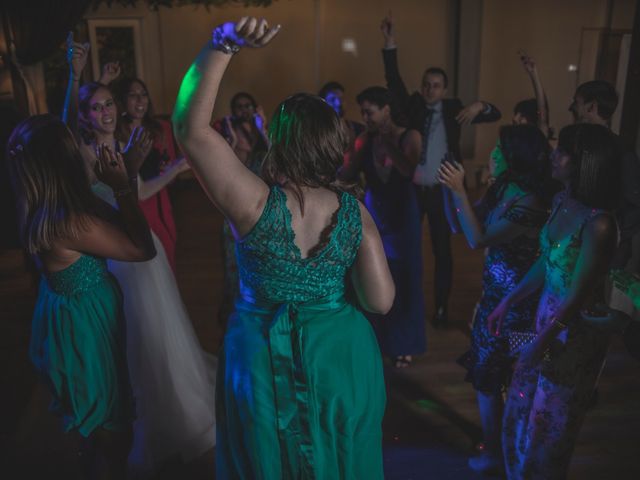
[458,191,548,394]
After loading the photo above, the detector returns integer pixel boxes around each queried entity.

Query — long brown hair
[558,123,620,210]
[261,93,358,212]
[6,115,98,254]
[113,77,162,143]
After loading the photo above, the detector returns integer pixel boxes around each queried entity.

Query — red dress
[139,119,178,272]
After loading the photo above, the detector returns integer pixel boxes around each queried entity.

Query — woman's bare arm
[61,33,89,139]
[137,158,190,201]
[351,203,395,314]
[62,145,156,262]
[172,18,280,239]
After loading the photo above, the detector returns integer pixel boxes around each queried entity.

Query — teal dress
[216,186,386,479]
[29,254,132,437]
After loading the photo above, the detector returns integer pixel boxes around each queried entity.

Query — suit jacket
[382,48,501,162]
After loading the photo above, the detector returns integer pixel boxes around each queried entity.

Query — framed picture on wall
[87,18,144,81]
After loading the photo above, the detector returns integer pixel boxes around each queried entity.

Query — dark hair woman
[439,123,553,474]
[340,85,425,369]
[487,123,620,479]
[7,114,155,478]
[113,76,188,272]
[173,18,394,479]
[213,90,270,328]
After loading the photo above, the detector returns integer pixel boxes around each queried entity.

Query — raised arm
[172,18,280,239]
[438,161,546,249]
[62,145,156,262]
[351,202,395,314]
[61,32,89,138]
[519,50,549,134]
[380,13,411,112]
[99,61,121,86]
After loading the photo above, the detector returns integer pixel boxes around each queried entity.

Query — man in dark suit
[380,14,501,328]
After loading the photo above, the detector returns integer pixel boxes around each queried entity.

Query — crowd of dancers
[5,12,640,480]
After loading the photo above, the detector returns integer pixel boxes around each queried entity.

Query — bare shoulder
[402,129,421,146]
[357,200,375,232]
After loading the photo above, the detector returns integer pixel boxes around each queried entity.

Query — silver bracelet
[212,26,240,55]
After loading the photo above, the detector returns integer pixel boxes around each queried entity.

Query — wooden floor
[1,180,639,479]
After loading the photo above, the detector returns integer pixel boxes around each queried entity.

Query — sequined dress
[458,191,547,393]
[29,254,132,437]
[502,193,612,479]
[216,186,386,479]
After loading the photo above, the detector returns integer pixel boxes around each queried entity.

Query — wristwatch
[212,26,241,55]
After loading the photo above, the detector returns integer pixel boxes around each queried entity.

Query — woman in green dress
[173,18,395,479]
[6,115,156,479]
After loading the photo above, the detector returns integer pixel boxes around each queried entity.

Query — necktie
[419,107,435,165]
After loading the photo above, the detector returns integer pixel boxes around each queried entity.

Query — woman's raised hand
[66,31,90,80]
[95,144,129,190]
[215,17,281,49]
[254,105,267,132]
[518,49,537,76]
[437,159,466,193]
[123,126,153,175]
[100,61,122,85]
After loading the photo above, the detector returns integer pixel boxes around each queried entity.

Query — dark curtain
[3,0,92,66]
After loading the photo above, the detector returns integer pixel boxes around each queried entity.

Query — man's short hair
[576,80,619,120]
[318,81,345,99]
[423,67,449,89]
[356,86,391,108]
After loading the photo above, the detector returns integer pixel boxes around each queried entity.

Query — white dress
[92,181,216,474]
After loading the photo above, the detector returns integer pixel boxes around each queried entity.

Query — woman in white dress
[63,35,216,475]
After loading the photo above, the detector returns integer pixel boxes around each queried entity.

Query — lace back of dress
[236,186,362,303]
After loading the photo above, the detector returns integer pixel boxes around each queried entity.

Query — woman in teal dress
[6,115,156,478]
[173,18,395,479]
[488,124,620,479]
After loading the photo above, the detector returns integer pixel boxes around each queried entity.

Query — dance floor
[1,179,639,479]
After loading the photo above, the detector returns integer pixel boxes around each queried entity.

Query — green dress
[29,254,132,437]
[216,186,386,479]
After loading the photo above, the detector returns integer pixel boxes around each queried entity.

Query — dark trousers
[414,184,452,313]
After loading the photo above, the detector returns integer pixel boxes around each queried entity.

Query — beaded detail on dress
[45,255,111,296]
[236,186,362,304]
